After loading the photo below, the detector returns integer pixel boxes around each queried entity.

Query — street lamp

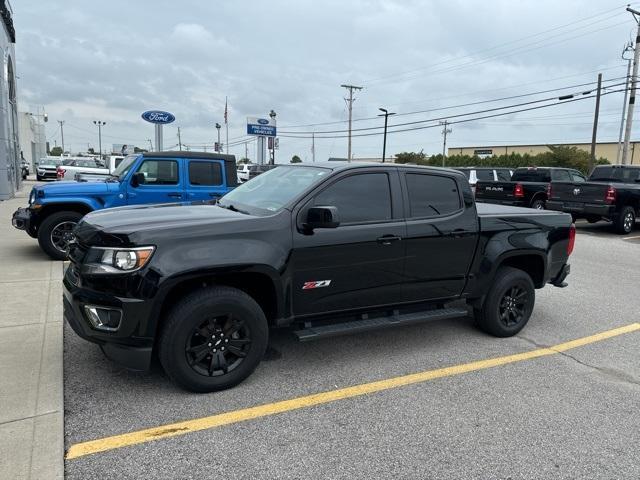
[215,122,221,152]
[378,108,395,163]
[269,110,277,164]
[93,120,106,158]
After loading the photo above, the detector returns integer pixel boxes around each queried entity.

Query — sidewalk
[0,182,64,480]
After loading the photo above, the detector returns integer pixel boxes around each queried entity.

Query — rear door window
[570,171,586,182]
[552,170,571,182]
[475,169,493,181]
[188,161,223,186]
[405,173,461,217]
[495,169,512,181]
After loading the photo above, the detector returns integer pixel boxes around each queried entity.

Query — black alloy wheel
[185,314,251,377]
[498,285,529,328]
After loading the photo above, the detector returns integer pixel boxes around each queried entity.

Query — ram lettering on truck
[63,163,574,393]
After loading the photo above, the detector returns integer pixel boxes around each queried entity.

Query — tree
[395,151,427,165]
[134,146,148,153]
[238,157,251,164]
[49,146,63,156]
[290,155,302,163]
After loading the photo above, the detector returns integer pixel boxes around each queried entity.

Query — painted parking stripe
[66,323,640,460]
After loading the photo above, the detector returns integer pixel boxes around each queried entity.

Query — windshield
[112,154,139,179]
[219,165,330,214]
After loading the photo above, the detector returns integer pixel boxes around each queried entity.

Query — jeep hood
[37,180,118,196]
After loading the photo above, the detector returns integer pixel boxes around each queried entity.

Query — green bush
[395,145,609,174]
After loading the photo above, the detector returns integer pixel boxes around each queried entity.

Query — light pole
[93,120,106,158]
[269,109,276,164]
[215,123,221,152]
[147,139,153,151]
[378,108,395,163]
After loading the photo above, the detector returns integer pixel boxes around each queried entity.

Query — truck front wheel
[474,266,535,337]
[37,211,84,260]
[614,206,635,234]
[159,286,269,393]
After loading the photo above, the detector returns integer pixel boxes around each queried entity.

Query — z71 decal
[302,280,332,290]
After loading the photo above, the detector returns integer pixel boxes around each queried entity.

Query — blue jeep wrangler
[12,151,238,259]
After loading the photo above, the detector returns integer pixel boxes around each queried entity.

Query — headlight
[85,246,155,274]
[29,190,36,205]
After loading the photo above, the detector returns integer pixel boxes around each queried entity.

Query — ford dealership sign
[247,116,276,136]
[141,110,175,124]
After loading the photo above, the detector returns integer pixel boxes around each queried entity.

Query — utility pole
[311,132,315,162]
[622,6,640,165]
[590,73,603,172]
[378,108,396,163]
[177,127,182,151]
[617,42,634,163]
[57,120,65,153]
[93,120,106,158]
[440,120,452,167]
[244,141,249,161]
[341,84,363,161]
[147,139,153,151]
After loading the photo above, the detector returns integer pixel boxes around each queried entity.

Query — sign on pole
[247,117,276,137]
[141,110,175,152]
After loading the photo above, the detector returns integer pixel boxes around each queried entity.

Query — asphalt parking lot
[62,220,640,480]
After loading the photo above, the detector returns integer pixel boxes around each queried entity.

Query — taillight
[514,183,524,198]
[605,185,616,204]
[546,183,552,198]
[567,223,576,256]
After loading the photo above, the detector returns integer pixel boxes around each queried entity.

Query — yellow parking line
[66,323,640,460]
[621,235,640,240]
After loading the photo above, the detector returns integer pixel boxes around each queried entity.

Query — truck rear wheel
[37,211,83,260]
[159,286,268,393]
[614,206,635,234]
[530,198,545,210]
[474,266,535,337]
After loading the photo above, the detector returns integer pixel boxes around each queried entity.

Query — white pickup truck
[56,156,125,181]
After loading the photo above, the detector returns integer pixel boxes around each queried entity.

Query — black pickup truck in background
[475,167,587,210]
[547,165,640,234]
[63,163,574,392]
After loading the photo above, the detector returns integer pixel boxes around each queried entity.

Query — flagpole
[225,96,229,154]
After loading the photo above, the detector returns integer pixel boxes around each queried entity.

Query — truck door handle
[167,193,182,198]
[377,235,402,245]
[447,229,472,238]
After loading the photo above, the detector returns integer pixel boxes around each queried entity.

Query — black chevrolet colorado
[475,167,587,210]
[64,163,574,392]
[546,165,640,234]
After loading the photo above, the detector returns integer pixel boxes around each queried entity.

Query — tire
[37,211,84,260]
[159,286,269,393]
[614,206,635,235]
[530,198,545,210]
[36,175,42,181]
[474,266,535,337]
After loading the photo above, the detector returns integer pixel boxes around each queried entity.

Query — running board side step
[293,307,469,342]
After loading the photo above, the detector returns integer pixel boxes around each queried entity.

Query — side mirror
[305,206,340,230]
[131,172,146,187]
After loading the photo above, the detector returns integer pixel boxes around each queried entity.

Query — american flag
[224,97,228,124]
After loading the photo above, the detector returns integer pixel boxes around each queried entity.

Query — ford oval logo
[141,110,176,124]
[257,118,269,125]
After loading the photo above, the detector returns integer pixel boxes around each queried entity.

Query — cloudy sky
[15,0,640,162]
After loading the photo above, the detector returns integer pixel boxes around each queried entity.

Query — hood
[74,203,253,246]
[36,180,117,197]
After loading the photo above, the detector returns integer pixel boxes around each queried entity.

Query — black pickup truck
[63,163,574,392]
[546,165,640,234]
[475,167,587,210]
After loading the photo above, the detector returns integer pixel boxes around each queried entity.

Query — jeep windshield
[111,154,139,180]
[219,165,330,215]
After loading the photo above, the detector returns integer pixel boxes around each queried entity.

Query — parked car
[455,167,513,195]
[12,151,238,260]
[57,155,126,181]
[546,165,640,234]
[63,162,574,392]
[475,166,587,209]
[237,163,252,182]
[248,163,278,180]
[21,161,30,180]
[35,158,63,181]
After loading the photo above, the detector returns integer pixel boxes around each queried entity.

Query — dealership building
[0,0,19,200]
[449,141,640,165]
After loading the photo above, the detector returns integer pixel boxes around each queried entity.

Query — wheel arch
[36,202,94,227]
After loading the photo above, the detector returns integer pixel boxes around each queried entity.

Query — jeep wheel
[159,286,268,393]
[614,206,635,234]
[37,211,83,260]
[474,266,535,337]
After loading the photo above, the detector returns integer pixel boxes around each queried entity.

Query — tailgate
[475,181,515,201]
[549,182,609,207]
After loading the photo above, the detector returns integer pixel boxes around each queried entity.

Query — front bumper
[63,265,154,371]
[546,200,615,219]
[11,207,31,231]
